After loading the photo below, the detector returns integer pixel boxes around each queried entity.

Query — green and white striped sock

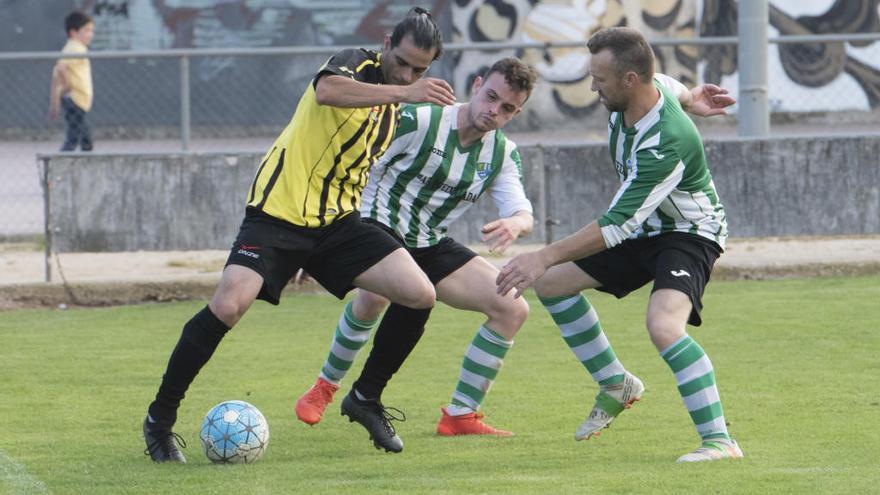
[448,325,513,415]
[661,334,730,441]
[540,294,625,385]
[319,301,378,385]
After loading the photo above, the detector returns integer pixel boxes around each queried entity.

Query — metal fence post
[41,156,52,283]
[180,55,191,151]
[543,157,561,245]
[738,1,770,137]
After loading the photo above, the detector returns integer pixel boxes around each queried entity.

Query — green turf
[1,276,878,494]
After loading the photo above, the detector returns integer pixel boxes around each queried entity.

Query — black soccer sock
[148,305,230,428]
[351,303,432,400]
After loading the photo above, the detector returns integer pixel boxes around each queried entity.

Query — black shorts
[364,219,477,285]
[225,209,402,303]
[573,232,722,326]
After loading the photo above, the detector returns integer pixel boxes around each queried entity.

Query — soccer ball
[199,400,270,464]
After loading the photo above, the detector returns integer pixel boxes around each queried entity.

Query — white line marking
[0,449,49,495]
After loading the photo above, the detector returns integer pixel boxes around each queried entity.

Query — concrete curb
[3,261,879,310]
[0,278,326,310]
[712,261,880,281]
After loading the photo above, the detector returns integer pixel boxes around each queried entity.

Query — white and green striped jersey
[360,102,533,248]
[598,74,728,250]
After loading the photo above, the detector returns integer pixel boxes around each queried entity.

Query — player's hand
[403,77,456,106]
[496,251,548,298]
[481,218,522,254]
[292,269,312,285]
[688,84,736,117]
[48,104,59,122]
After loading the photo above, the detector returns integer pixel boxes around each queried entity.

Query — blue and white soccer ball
[199,400,270,464]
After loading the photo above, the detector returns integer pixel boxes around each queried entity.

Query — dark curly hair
[484,57,539,100]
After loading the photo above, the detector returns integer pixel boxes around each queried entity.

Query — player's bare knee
[513,297,530,326]
[208,298,245,327]
[484,297,528,338]
[353,291,390,320]
[645,317,666,336]
[501,296,530,329]
[404,283,436,309]
[533,278,554,299]
[646,317,684,350]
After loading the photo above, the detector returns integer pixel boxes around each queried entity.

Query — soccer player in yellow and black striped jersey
[249,18,457,227]
[143,8,455,463]
[248,49,399,227]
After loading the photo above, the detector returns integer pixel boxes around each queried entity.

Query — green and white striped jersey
[361,103,533,248]
[598,74,728,250]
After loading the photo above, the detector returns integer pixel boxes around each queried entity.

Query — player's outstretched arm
[316,75,455,108]
[481,210,534,254]
[496,221,605,298]
[655,73,735,118]
[685,84,736,117]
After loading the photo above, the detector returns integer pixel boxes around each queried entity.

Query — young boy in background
[49,11,95,151]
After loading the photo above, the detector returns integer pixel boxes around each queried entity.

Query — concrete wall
[45,134,880,252]
[46,153,255,252]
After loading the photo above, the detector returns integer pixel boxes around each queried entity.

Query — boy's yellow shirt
[60,39,92,111]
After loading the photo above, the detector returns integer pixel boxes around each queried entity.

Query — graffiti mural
[451,0,880,124]
[73,0,445,82]
[704,0,880,111]
[73,0,445,51]
[451,0,700,126]
[2,0,878,131]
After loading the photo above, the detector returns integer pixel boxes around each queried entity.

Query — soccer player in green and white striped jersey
[497,27,743,463]
[295,58,537,448]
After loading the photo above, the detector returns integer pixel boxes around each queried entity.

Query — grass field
[2,276,879,494]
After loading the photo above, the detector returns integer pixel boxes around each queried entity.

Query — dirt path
[2,235,879,309]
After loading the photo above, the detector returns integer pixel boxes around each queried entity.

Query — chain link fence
[2,34,880,243]
[0,48,333,241]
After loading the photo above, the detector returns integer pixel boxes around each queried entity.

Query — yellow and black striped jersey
[247,48,400,227]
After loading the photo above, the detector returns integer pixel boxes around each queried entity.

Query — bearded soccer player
[496,27,742,463]
[143,8,455,463]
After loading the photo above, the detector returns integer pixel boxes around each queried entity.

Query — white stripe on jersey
[361,104,532,248]
[394,106,455,241]
[601,77,727,248]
